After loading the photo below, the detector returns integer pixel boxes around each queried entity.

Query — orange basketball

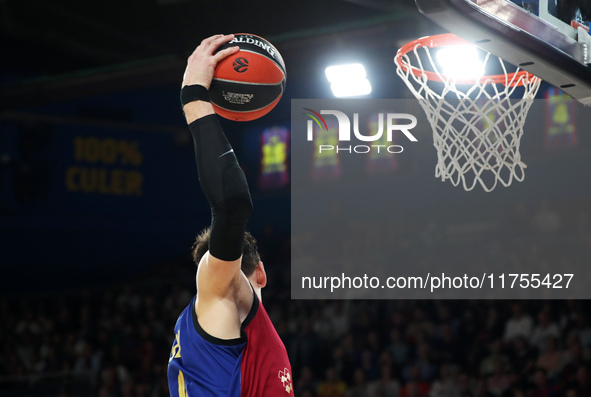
[210,33,286,122]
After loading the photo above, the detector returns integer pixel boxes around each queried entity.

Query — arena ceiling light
[325,63,372,97]
[436,46,485,80]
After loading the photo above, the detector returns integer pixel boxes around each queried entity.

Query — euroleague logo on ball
[233,57,249,73]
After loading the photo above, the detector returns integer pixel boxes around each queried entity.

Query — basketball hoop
[395,33,542,192]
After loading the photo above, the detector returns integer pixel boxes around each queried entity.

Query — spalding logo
[229,36,277,59]
[233,58,249,73]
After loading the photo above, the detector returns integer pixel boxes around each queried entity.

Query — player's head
[192,227,261,277]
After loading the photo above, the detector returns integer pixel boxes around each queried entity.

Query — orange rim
[394,33,536,86]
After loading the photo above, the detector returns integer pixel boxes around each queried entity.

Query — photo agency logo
[303,108,418,154]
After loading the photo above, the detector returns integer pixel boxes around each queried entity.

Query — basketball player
[167,34,294,396]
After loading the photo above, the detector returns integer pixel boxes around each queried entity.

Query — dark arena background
[2,1,591,396]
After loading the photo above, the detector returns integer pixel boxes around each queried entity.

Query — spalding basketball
[210,33,286,122]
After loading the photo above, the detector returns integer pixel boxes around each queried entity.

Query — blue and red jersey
[167,292,294,397]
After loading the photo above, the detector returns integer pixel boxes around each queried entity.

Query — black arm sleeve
[189,114,253,261]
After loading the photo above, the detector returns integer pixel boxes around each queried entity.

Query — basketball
[210,33,286,122]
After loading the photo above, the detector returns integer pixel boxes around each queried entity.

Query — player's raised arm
[169,35,293,396]
[181,35,249,299]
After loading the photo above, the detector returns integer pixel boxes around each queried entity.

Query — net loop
[395,33,541,192]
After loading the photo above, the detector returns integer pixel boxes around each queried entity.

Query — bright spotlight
[436,46,485,81]
[330,79,372,98]
[325,63,372,97]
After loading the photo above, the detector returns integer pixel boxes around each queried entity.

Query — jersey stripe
[178,370,187,397]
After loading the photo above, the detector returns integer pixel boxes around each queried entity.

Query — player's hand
[182,34,240,90]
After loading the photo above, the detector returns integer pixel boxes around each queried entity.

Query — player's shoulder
[195,250,244,300]
[193,272,257,340]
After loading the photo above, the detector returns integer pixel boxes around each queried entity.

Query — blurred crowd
[284,300,591,397]
[2,197,591,397]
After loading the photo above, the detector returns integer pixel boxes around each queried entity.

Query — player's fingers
[202,34,224,46]
[206,34,235,54]
[212,46,240,63]
[191,34,223,56]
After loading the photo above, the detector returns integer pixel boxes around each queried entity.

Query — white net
[395,34,541,192]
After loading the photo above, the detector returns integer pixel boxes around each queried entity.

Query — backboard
[414,0,591,104]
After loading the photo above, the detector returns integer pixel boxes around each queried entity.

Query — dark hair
[192,227,260,277]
